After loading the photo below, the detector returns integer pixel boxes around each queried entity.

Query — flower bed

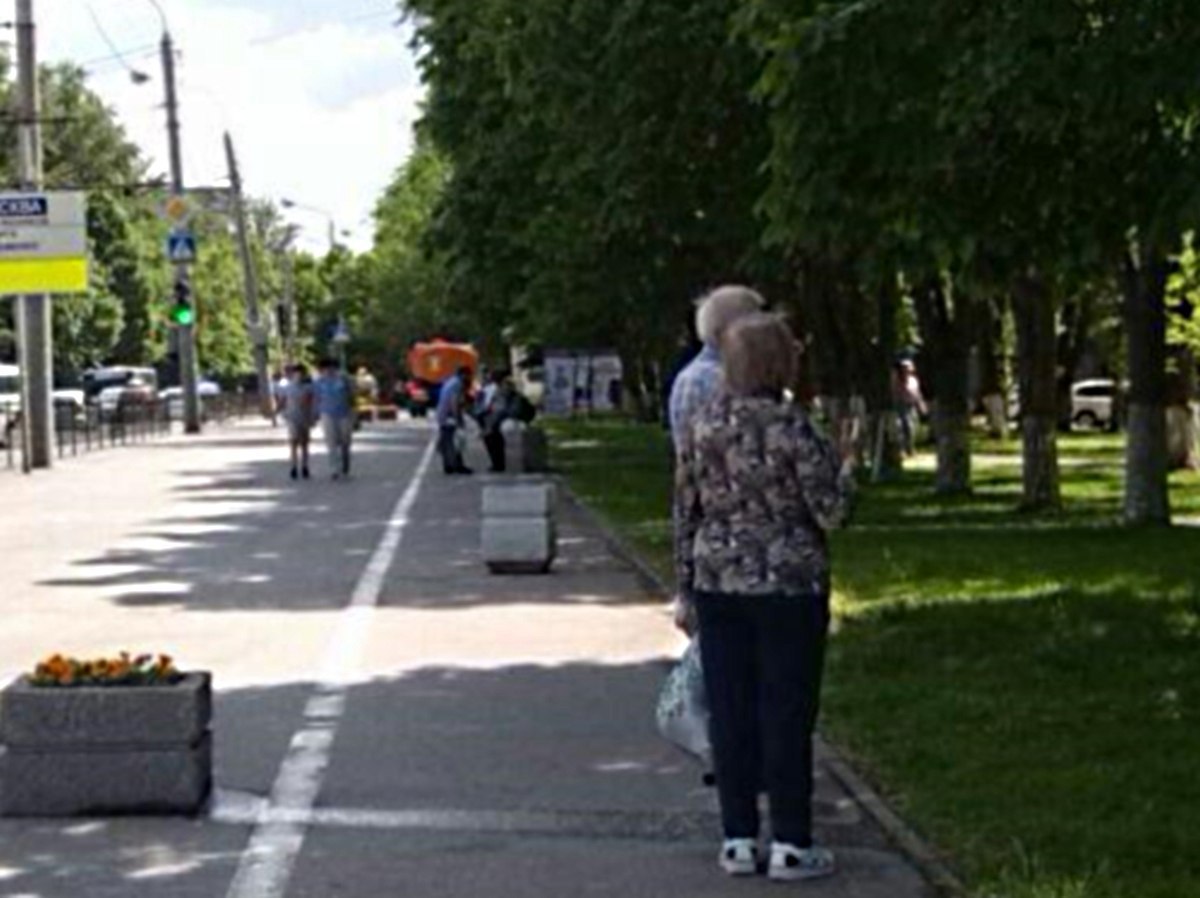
[30,652,182,688]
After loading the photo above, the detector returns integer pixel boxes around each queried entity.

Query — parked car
[0,365,82,409]
[83,366,158,401]
[159,381,221,420]
[98,381,157,419]
[1071,379,1116,429]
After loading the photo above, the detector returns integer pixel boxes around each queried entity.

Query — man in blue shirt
[436,366,473,475]
[314,358,355,479]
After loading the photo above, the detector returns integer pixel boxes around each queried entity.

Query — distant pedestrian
[314,358,354,480]
[436,366,473,475]
[893,359,926,456]
[674,312,854,883]
[479,371,516,473]
[668,285,765,454]
[279,363,314,480]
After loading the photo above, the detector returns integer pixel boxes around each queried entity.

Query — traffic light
[170,278,194,327]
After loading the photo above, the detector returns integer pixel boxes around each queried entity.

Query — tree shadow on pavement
[36,426,662,613]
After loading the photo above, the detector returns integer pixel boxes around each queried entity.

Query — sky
[35,0,425,253]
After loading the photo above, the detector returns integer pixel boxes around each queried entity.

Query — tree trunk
[977,296,1008,439]
[1012,273,1061,511]
[1121,249,1171,525]
[913,277,973,494]
[869,280,903,480]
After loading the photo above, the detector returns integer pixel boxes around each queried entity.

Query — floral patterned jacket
[674,393,853,601]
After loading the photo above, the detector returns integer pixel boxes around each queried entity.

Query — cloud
[38,0,424,253]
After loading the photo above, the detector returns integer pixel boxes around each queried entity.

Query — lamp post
[280,198,349,252]
[273,225,300,366]
[132,0,201,433]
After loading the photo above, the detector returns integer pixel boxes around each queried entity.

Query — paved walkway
[0,420,931,897]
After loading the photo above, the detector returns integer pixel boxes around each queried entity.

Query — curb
[557,478,967,898]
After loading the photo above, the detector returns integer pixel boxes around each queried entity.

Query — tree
[404,0,778,413]
[1,57,170,376]
[742,0,1200,516]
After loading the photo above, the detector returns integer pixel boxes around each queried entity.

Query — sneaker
[719,838,759,877]
[768,843,835,882]
[302,467,310,480]
[290,467,298,481]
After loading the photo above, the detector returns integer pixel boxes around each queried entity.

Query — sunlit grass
[549,417,1200,898]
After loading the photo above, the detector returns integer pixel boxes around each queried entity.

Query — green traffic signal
[170,303,195,327]
[170,278,193,326]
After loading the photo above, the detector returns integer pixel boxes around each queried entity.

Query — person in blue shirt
[314,358,355,479]
[436,366,473,475]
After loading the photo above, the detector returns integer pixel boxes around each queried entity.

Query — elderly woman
[674,311,853,882]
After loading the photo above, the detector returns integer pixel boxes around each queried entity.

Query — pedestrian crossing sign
[167,231,197,265]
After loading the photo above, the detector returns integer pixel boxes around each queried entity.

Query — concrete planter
[482,482,557,574]
[0,672,213,817]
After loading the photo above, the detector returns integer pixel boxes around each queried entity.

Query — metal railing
[2,391,265,471]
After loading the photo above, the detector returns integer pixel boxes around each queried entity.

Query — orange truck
[404,340,479,417]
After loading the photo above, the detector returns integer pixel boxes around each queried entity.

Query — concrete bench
[481,482,556,574]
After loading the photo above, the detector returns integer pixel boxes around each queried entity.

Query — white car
[0,364,85,416]
[1071,379,1116,429]
[160,381,221,420]
[98,383,156,417]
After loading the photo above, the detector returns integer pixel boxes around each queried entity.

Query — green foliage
[1,57,172,376]
[189,212,252,379]
[1168,236,1200,357]
[403,0,776,371]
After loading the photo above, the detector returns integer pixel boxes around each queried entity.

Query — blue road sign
[167,230,197,265]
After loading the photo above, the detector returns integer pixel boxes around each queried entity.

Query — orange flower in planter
[29,652,183,688]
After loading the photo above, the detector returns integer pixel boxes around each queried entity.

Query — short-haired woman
[674,311,854,882]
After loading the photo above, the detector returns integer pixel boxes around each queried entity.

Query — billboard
[542,350,624,415]
[0,191,89,296]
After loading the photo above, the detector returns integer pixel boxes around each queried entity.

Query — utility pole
[161,28,202,434]
[281,243,297,366]
[14,0,52,472]
[224,132,273,421]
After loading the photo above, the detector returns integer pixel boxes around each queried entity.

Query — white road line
[224,435,438,898]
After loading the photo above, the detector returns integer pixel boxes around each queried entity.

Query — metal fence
[2,391,264,472]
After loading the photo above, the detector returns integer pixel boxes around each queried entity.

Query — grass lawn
[548,416,1200,898]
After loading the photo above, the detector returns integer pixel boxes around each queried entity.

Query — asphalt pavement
[0,419,932,897]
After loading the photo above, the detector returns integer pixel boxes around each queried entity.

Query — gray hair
[721,313,798,397]
[695,285,765,348]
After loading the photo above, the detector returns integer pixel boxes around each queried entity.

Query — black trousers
[438,425,464,473]
[483,430,506,472]
[695,592,829,846]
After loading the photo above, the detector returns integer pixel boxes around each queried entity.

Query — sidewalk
[0,421,933,897]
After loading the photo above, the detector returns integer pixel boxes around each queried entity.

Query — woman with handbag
[674,311,854,882]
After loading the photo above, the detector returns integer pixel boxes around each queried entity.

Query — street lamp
[280,198,347,251]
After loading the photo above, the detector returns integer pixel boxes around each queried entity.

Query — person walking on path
[278,363,315,480]
[436,366,473,475]
[893,359,926,456]
[674,312,855,883]
[667,285,765,454]
[314,358,355,480]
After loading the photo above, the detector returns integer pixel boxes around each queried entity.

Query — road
[0,419,931,897]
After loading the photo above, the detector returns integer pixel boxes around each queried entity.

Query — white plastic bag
[655,638,711,767]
